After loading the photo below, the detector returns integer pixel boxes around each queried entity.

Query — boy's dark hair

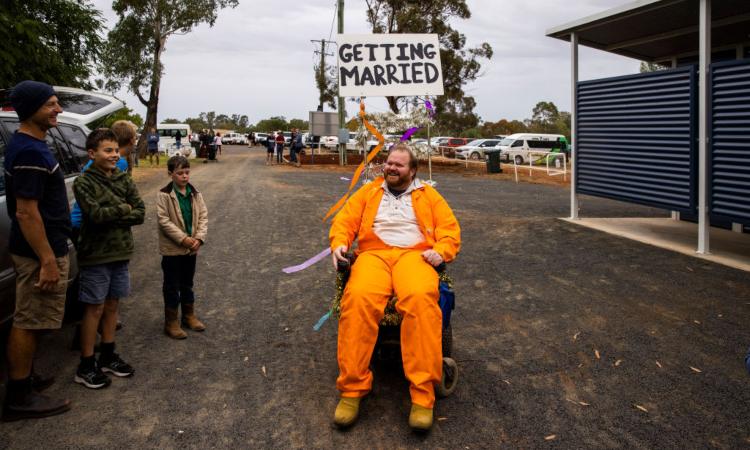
[167,155,190,173]
[86,128,118,152]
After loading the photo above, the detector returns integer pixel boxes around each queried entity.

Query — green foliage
[0,0,104,88]
[162,118,181,124]
[640,61,667,73]
[314,45,338,111]
[364,0,492,132]
[288,119,309,130]
[254,116,290,133]
[98,105,144,129]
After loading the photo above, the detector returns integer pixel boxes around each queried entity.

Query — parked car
[438,137,473,158]
[222,132,247,145]
[254,132,269,145]
[0,86,124,327]
[430,136,452,147]
[498,133,568,164]
[454,139,502,160]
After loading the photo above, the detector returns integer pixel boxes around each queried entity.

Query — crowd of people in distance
[264,129,303,167]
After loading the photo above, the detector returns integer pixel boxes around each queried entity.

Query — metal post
[697,0,710,254]
[337,0,346,166]
[427,120,433,184]
[570,32,579,220]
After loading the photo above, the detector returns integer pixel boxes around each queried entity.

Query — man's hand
[190,239,202,252]
[421,249,444,267]
[332,245,348,269]
[36,258,60,291]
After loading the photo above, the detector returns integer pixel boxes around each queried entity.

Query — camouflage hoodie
[73,165,145,266]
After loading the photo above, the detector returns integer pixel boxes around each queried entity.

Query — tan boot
[164,307,187,339]
[181,303,205,331]
[408,404,433,431]
[333,397,361,428]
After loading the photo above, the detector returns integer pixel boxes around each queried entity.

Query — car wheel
[470,152,480,160]
[514,155,524,165]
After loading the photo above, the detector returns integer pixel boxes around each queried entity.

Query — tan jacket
[156,182,208,256]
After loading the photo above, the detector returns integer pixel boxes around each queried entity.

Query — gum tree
[364,0,493,132]
[102,0,238,155]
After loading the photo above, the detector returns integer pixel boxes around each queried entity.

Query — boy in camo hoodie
[73,128,145,389]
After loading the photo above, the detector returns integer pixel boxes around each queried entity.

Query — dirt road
[2,146,749,449]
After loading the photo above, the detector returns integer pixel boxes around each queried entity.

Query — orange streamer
[322,102,385,222]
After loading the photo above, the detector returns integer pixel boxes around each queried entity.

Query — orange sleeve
[427,188,461,263]
[329,183,370,251]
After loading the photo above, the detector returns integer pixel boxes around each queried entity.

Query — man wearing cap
[2,81,72,421]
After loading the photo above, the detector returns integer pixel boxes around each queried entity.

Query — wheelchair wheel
[442,323,453,358]
[436,357,458,398]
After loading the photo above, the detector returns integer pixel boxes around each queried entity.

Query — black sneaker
[99,353,134,378]
[74,362,111,389]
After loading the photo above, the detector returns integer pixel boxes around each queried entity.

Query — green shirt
[174,183,193,236]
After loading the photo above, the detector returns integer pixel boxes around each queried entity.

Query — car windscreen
[466,139,483,147]
[499,138,515,146]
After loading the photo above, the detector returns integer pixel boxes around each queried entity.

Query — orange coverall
[329,177,461,408]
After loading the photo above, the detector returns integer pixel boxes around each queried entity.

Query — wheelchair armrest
[336,253,355,273]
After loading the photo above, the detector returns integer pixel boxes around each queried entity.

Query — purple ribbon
[400,127,421,141]
[282,248,331,274]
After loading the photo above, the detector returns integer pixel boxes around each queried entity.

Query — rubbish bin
[485,149,502,173]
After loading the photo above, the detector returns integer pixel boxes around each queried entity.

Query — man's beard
[385,171,412,188]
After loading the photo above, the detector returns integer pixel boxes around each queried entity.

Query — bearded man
[329,143,461,431]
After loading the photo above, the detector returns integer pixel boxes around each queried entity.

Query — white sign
[337,34,444,97]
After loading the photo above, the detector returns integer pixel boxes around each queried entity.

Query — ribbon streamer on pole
[322,101,385,222]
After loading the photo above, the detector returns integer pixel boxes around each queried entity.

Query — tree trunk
[386,95,400,114]
[138,34,164,159]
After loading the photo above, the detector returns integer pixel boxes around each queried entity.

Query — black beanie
[10,81,57,122]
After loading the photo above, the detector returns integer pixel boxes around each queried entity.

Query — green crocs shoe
[408,404,433,431]
[333,397,362,428]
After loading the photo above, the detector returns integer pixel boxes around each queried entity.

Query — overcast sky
[91,0,640,125]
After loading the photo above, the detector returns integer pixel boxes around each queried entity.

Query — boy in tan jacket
[156,155,208,339]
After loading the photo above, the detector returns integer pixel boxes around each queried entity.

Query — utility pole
[311,39,334,112]
[337,0,346,165]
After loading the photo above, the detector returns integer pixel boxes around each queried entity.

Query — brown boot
[164,307,187,339]
[181,303,205,331]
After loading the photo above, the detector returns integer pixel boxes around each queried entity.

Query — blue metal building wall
[576,67,696,211]
[710,59,750,225]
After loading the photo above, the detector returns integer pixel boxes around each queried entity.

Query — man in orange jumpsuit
[329,143,461,430]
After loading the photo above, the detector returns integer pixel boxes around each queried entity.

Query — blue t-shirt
[4,132,71,258]
[147,133,159,150]
[70,157,128,228]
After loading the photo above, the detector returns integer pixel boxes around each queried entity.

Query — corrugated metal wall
[576,67,696,211]
[710,60,750,225]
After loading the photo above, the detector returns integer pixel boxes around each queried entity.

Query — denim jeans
[161,255,197,309]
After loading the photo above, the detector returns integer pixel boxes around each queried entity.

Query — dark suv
[0,87,124,326]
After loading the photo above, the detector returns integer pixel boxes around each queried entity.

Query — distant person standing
[191,132,201,157]
[147,127,160,166]
[174,130,182,150]
[291,128,303,167]
[274,131,285,164]
[266,132,275,165]
[213,132,222,157]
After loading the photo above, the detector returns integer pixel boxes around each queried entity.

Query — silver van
[498,133,568,165]
[0,87,124,326]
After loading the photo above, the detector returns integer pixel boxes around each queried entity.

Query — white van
[498,133,568,164]
[157,123,193,158]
